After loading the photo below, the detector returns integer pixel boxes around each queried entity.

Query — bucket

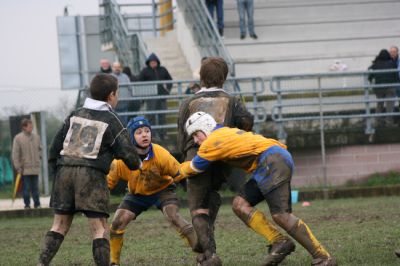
[291,190,299,204]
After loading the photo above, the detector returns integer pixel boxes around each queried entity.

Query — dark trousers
[207,0,224,30]
[22,175,40,207]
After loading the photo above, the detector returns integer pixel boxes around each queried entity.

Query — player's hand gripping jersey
[179,127,287,177]
[108,143,180,195]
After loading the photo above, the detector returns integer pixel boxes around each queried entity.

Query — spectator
[138,53,173,140]
[111,62,133,124]
[237,0,257,39]
[205,0,224,37]
[368,49,399,125]
[12,118,41,209]
[122,66,141,116]
[389,45,400,108]
[99,59,112,74]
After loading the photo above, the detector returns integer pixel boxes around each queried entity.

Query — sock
[38,231,64,266]
[248,210,285,244]
[92,238,110,266]
[178,224,198,250]
[287,219,330,259]
[110,228,125,265]
[192,214,214,256]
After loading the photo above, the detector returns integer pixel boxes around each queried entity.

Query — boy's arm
[107,160,122,189]
[111,127,141,171]
[232,96,254,131]
[48,115,71,179]
[177,154,212,181]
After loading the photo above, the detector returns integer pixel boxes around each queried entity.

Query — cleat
[395,250,400,258]
[201,253,222,266]
[262,237,295,266]
[311,257,337,266]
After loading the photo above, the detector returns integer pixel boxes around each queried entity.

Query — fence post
[159,0,173,36]
[363,74,375,138]
[276,78,286,141]
[251,78,260,133]
[318,78,328,197]
[152,0,157,37]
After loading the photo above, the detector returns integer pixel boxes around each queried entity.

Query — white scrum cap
[185,111,217,136]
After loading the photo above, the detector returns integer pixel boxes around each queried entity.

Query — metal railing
[100,0,149,74]
[270,69,400,141]
[119,0,175,36]
[76,76,266,134]
[176,0,236,77]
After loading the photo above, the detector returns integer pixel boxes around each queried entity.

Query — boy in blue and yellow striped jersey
[178,112,337,266]
[108,117,197,266]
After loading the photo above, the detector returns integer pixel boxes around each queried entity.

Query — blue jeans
[237,0,255,35]
[207,0,224,30]
[22,175,40,207]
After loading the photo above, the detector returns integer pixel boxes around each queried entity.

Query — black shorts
[118,185,179,216]
[239,179,292,214]
[50,166,109,218]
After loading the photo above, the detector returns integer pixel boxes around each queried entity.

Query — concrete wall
[292,143,400,187]
[175,7,202,76]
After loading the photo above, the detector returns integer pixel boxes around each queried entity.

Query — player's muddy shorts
[239,146,294,214]
[185,149,226,212]
[118,184,178,216]
[50,166,109,218]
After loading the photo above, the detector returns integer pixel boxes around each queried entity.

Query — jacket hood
[145,53,160,67]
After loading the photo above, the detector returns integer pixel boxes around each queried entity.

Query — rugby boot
[311,257,337,266]
[262,237,295,266]
[395,250,400,258]
[201,253,222,266]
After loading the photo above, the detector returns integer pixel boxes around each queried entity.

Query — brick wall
[291,143,400,187]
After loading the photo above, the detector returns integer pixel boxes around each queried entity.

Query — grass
[0,196,400,265]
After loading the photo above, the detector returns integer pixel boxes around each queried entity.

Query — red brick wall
[291,143,400,187]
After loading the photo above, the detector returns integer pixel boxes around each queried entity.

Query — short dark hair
[200,57,228,88]
[90,74,118,101]
[21,118,32,128]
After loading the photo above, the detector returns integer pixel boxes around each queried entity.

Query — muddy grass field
[0,196,399,265]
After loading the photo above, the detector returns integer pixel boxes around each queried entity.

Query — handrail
[100,0,149,73]
[176,0,236,77]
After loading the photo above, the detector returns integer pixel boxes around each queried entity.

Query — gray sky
[0,0,99,118]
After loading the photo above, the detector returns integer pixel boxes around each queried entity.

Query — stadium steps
[222,0,400,76]
[142,30,192,144]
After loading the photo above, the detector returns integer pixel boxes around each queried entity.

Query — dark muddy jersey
[177,88,254,159]
[49,98,141,175]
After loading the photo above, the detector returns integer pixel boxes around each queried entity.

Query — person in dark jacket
[138,53,173,140]
[37,74,141,266]
[368,49,399,125]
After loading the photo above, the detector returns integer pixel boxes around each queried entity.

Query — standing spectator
[138,53,172,140]
[205,0,224,37]
[99,59,112,74]
[111,62,133,124]
[368,49,399,125]
[122,66,141,117]
[12,118,41,209]
[389,45,400,108]
[177,57,253,266]
[237,0,257,39]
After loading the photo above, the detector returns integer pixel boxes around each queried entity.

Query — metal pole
[318,78,328,197]
[252,78,259,133]
[40,111,49,195]
[363,74,375,138]
[276,79,286,141]
[152,0,157,37]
